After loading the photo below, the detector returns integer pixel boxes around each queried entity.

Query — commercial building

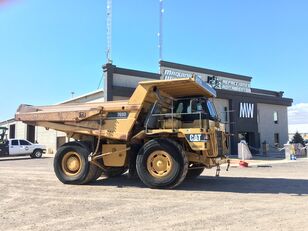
[1,60,292,155]
[0,89,103,154]
[103,61,293,155]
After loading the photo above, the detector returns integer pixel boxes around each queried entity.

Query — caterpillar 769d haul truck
[16,76,229,189]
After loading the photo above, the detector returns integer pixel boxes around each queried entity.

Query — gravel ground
[0,156,308,231]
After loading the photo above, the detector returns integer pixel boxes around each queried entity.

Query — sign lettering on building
[239,103,254,119]
[160,67,251,93]
[162,69,194,80]
[207,76,251,93]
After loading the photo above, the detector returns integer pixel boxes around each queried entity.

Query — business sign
[162,69,193,80]
[239,102,254,119]
[207,76,251,93]
[160,67,251,93]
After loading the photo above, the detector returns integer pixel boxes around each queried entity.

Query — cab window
[207,101,218,119]
[11,140,19,146]
[20,140,31,145]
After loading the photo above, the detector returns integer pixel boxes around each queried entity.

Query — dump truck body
[16,76,229,188]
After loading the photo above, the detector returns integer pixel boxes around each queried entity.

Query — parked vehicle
[0,138,46,158]
[16,76,229,188]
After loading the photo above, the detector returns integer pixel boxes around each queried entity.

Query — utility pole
[106,0,112,63]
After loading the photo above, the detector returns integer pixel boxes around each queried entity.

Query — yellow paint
[102,144,127,167]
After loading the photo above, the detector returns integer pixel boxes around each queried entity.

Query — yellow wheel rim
[61,151,82,176]
[147,150,173,178]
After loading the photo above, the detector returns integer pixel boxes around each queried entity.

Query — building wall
[36,127,67,154]
[113,73,154,88]
[1,121,26,140]
[15,121,26,139]
[212,98,229,131]
[60,91,104,104]
[258,103,289,148]
[103,64,160,101]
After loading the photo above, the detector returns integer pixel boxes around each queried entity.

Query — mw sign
[239,103,254,119]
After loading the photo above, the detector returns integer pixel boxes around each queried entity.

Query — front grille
[216,130,223,156]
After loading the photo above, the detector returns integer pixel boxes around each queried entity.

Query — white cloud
[288,103,308,125]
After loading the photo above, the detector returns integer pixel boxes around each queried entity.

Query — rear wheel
[30,149,42,158]
[54,145,99,184]
[136,139,188,189]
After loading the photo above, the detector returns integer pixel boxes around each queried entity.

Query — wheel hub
[61,152,82,176]
[67,156,80,172]
[147,151,173,178]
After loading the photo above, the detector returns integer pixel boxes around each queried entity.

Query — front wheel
[136,139,188,189]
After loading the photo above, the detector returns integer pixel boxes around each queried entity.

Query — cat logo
[186,134,208,142]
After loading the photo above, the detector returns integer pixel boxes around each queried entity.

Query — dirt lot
[0,156,308,231]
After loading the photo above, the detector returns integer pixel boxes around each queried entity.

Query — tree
[291,132,305,145]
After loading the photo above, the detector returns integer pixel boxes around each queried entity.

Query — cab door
[19,140,33,154]
[10,139,21,155]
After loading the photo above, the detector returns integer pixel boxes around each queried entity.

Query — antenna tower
[106,0,112,63]
[158,0,164,61]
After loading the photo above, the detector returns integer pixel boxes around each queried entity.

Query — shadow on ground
[92,175,308,196]
[0,157,51,162]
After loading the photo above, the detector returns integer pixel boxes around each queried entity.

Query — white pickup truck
[0,139,46,158]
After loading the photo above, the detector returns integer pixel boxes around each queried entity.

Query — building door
[27,125,35,143]
[9,124,16,139]
[238,132,258,154]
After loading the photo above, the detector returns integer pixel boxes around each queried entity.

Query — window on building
[274,111,278,124]
[11,140,19,146]
[274,133,280,146]
[224,107,228,122]
[27,125,35,143]
[9,124,15,139]
[20,140,31,145]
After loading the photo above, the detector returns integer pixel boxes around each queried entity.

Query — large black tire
[128,144,141,178]
[136,139,188,189]
[91,159,104,181]
[186,167,205,179]
[54,145,96,184]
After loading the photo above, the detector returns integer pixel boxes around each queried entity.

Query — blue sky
[0,0,307,122]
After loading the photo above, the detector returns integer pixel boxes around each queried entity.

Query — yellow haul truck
[16,76,229,189]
